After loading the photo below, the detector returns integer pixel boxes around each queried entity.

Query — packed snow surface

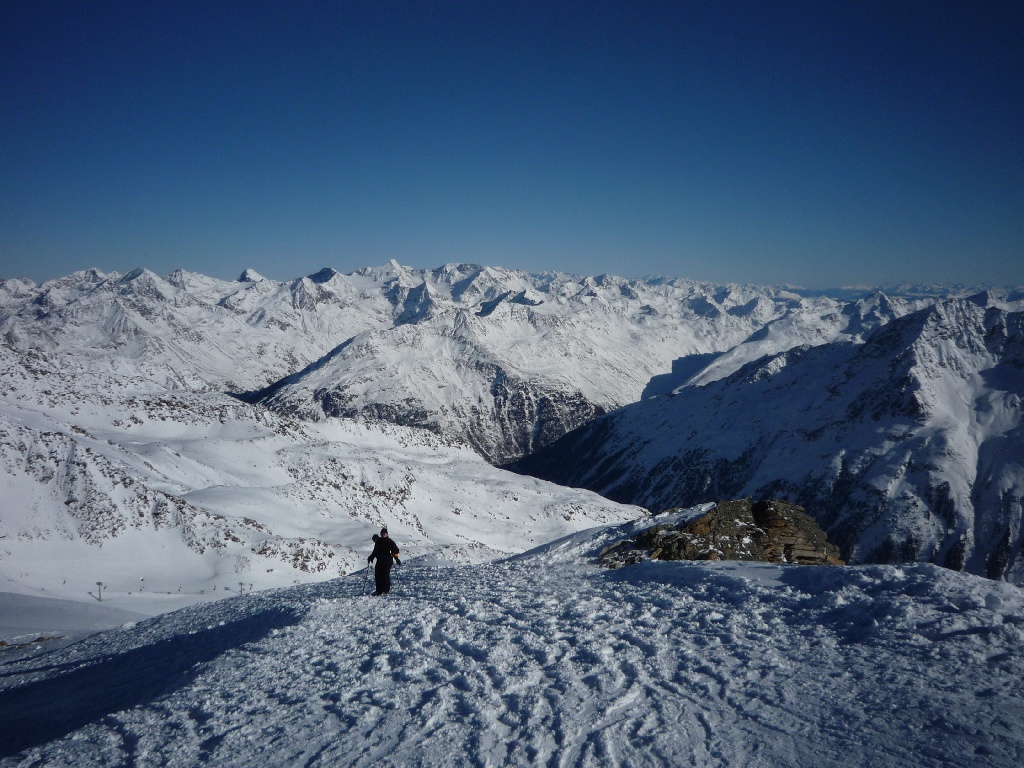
[2,518,1023,767]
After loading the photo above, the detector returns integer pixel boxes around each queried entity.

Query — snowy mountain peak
[0,276,39,305]
[4,263,1023,603]
[355,258,419,285]
[237,268,265,283]
[307,267,340,284]
[118,267,158,284]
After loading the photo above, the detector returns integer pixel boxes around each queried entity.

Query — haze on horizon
[2,1,1022,290]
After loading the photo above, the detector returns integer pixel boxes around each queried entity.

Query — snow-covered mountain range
[1,261,1022,607]
[1,262,934,464]
[513,293,1024,583]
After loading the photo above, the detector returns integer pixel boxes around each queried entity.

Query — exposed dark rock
[599,499,844,568]
[307,267,340,284]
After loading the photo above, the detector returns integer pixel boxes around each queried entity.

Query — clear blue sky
[2,1,1022,288]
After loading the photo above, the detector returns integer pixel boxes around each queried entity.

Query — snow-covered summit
[236,268,265,283]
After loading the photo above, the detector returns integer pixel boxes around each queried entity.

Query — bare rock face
[599,499,844,567]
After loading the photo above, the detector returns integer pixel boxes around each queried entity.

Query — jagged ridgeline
[4,261,918,465]
[230,263,879,464]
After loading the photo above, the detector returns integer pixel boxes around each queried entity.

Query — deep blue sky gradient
[2,1,1022,288]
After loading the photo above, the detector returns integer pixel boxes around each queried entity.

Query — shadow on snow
[0,607,301,758]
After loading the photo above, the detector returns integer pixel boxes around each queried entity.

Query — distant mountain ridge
[4,261,933,463]
[228,264,956,463]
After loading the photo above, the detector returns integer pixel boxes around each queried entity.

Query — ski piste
[2,524,1023,766]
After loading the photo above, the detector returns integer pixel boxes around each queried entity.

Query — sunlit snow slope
[0,340,640,614]
[513,295,1024,583]
[1,518,1022,767]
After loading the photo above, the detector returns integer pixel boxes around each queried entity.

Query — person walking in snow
[367,527,400,595]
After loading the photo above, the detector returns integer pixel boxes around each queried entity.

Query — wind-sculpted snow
[512,295,1024,584]
[1,538,1022,766]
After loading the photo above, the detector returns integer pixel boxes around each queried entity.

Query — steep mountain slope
[3,522,1023,766]
[512,295,1024,584]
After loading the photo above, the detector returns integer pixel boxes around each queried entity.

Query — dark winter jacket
[368,536,399,567]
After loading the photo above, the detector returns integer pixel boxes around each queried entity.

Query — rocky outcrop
[599,499,844,568]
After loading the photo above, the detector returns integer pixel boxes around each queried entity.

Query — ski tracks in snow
[2,560,1023,766]
[276,565,735,767]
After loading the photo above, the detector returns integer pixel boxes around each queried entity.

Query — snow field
[2,554,1022,767]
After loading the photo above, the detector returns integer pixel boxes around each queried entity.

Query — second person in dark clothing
[368,528,400,595]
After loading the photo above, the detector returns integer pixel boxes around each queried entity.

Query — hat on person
[380,527,389,537]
